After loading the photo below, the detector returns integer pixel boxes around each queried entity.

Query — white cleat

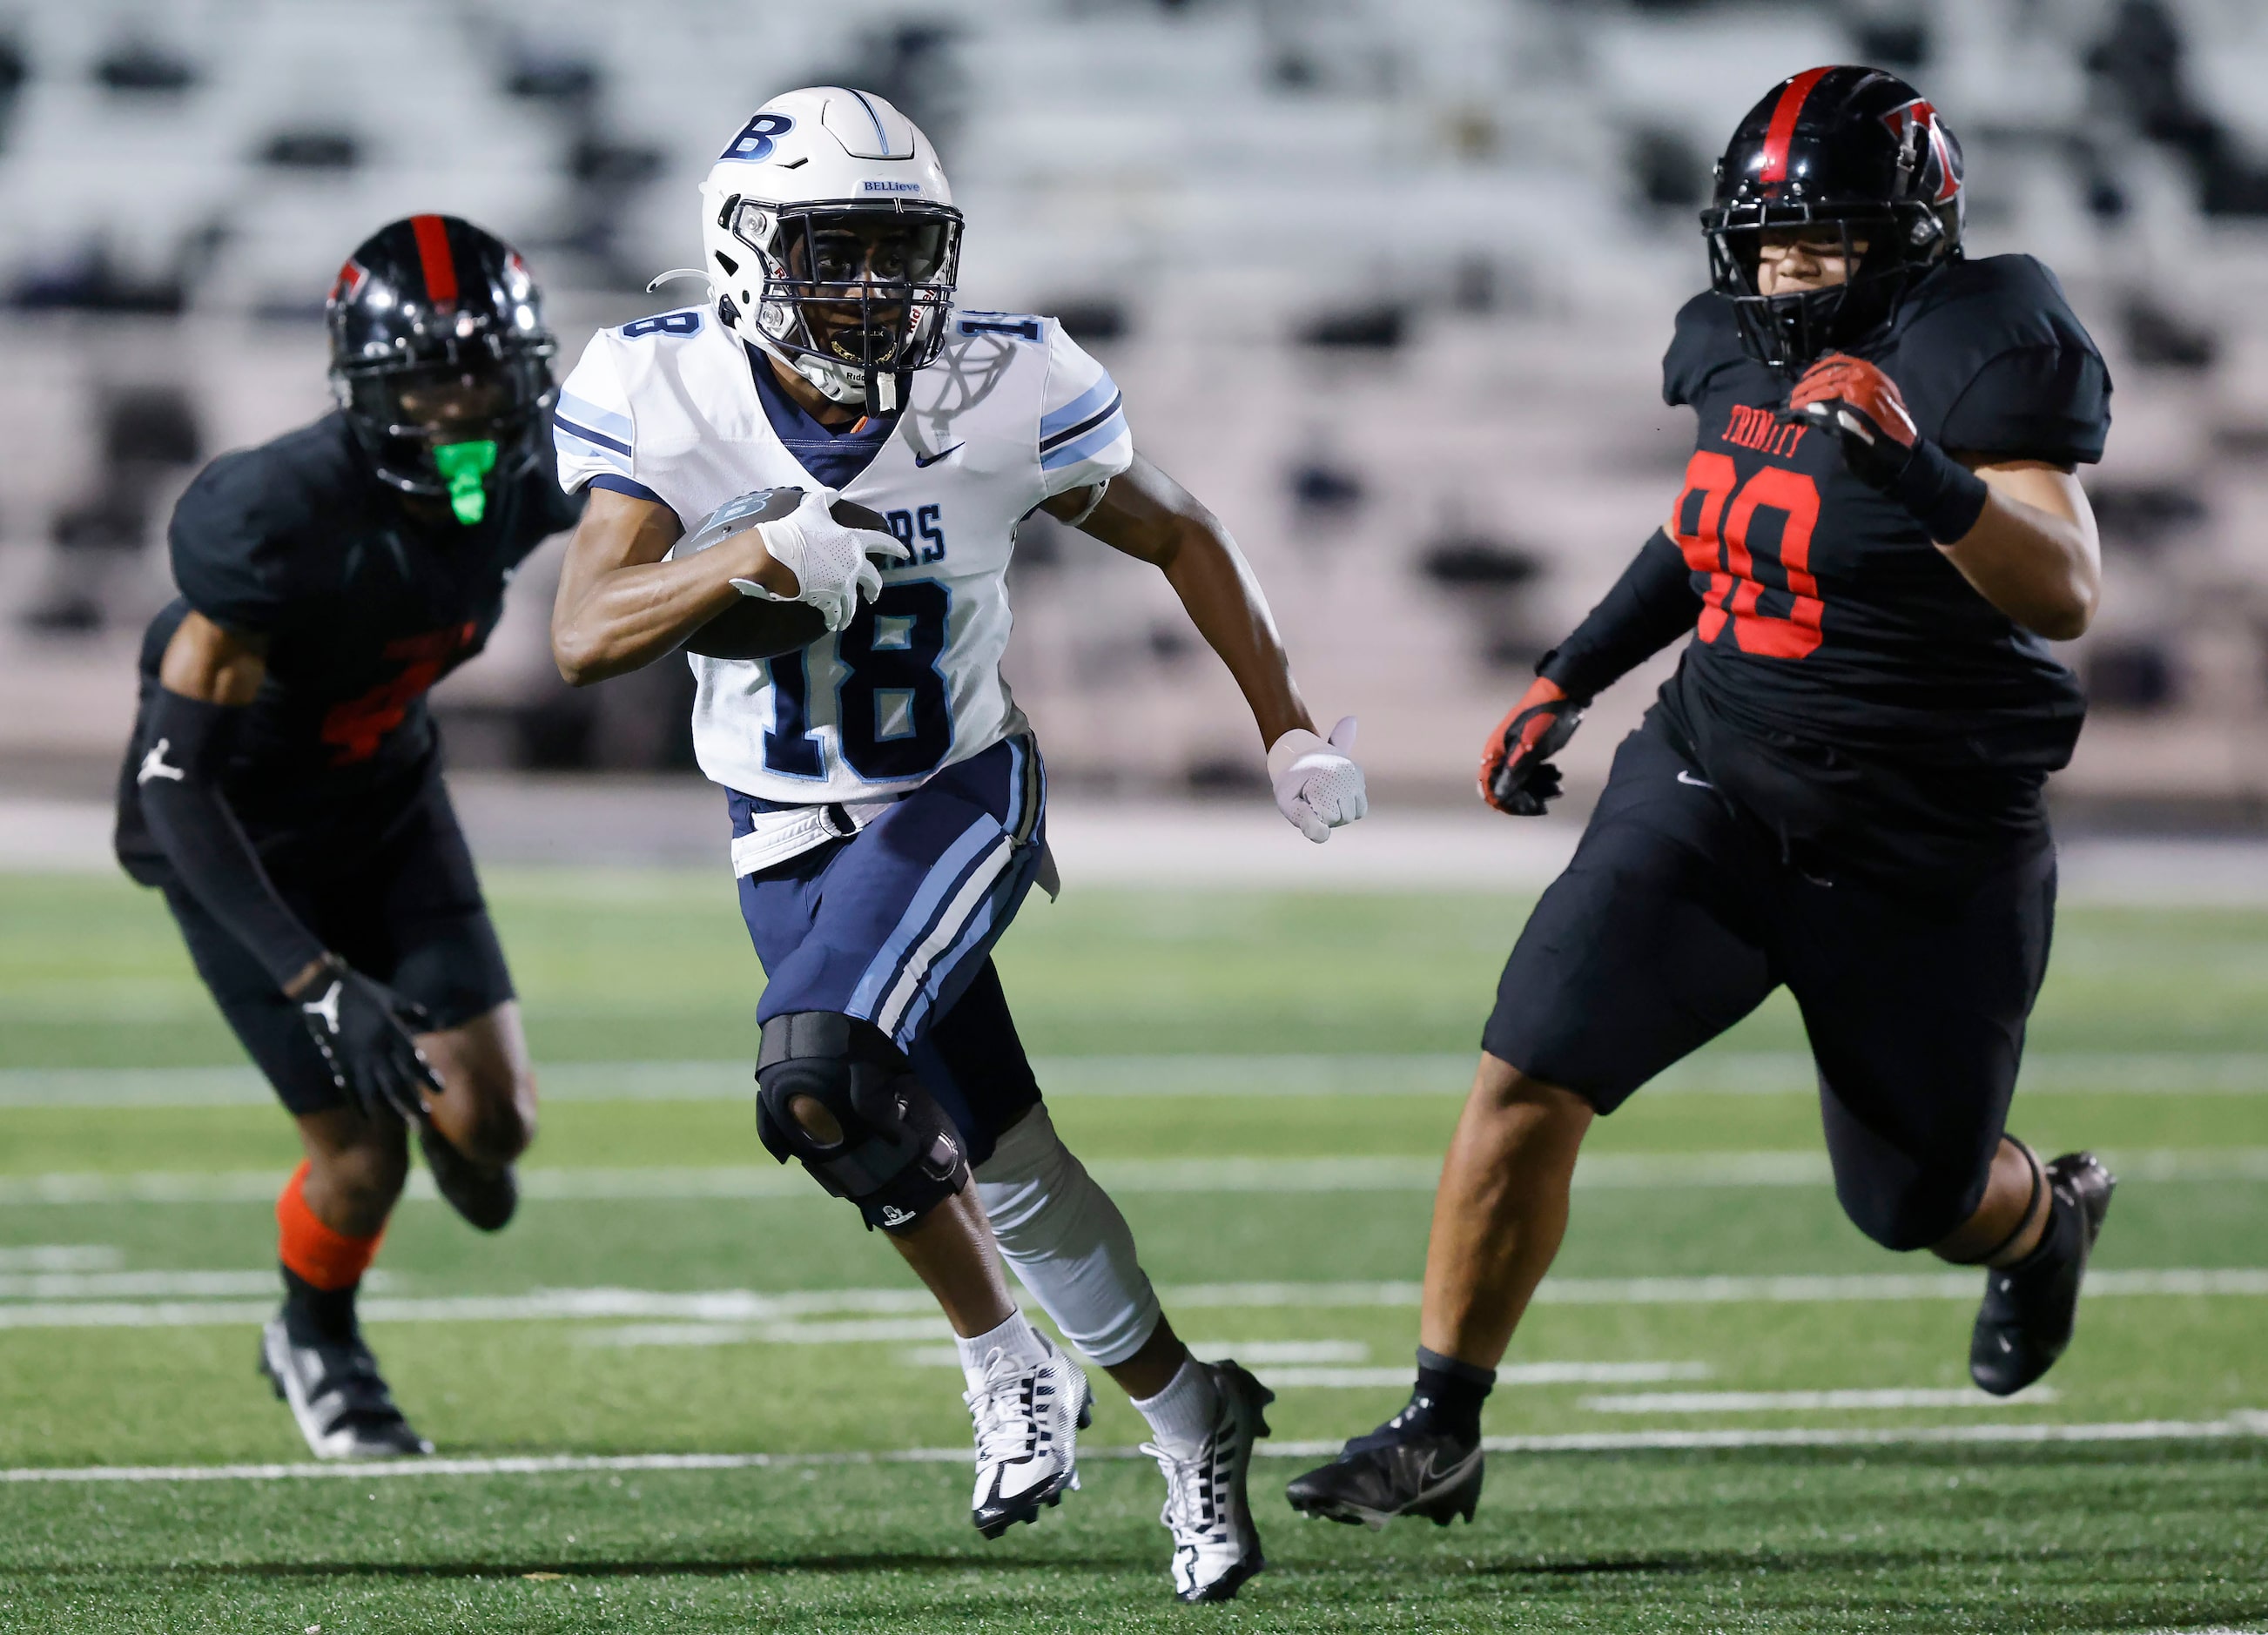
[1148,1359,1275,1603]
[965,1337,1091,1538]
[258,1316,433,1460]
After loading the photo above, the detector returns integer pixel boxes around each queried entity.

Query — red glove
[1478,676,1582,817]
[1787,351,1991,542]
[1786,353,1918,488]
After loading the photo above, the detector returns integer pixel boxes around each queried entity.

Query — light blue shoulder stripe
[554,425,632,473]
[1040,373,1120,438]
[559,392,633,442]
[1040,410,1129,472]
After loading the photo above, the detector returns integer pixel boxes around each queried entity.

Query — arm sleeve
[1538,528,1702,703]
[1037,321,1133,499]
[1937,345,2112,466]
[135,689,326,991]
[553,333,639,494]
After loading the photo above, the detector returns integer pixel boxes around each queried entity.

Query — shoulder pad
[167,417,355,629]
[612,306,708,343]
[949,310,1049,346]
[1663,293,1745,407]
[1890,256,2111,462]
[1895,256,2098,365]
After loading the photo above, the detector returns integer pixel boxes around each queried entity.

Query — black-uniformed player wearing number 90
[112,217,582,1459]
[1289,68,2118,1528]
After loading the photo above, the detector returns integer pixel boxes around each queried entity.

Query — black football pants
[1484,714,2056,1250]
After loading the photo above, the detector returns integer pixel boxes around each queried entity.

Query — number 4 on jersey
[1672,453,1824,661]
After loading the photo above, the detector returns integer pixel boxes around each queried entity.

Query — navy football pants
[732,735,1048,1167]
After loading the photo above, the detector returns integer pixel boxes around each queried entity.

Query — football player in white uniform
[548,88,1366,1601]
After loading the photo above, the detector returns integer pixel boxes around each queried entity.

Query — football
[679,490,894,660]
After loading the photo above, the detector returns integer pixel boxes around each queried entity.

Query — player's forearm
[1938,478,2101,642]
[1159,521,1315,750]
[137,689,328,992]
[1542,528,1703,702]
[551,533,791,685]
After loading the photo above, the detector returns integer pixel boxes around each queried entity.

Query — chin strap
[645,267,712,294]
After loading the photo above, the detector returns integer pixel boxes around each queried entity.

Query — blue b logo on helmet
[720,113,795,164]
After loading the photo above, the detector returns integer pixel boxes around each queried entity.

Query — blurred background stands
[0,0,2265,828]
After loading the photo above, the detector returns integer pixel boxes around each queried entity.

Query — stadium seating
[1,0,2265,811]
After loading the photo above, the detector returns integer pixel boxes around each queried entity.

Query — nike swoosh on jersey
[1676,770,1714,789]
[912,443,965,468]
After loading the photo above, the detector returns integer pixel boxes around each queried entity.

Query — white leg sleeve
[974,1104,1161,1368]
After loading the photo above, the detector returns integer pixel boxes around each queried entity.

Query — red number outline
[1672,454,1825,661]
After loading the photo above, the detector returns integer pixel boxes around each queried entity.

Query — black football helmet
[326,215,556,523]
[1701,66,1964,374]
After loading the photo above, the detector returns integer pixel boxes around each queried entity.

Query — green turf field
[0,868,2263,1632]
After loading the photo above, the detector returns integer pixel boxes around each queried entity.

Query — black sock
[280,1265,360,1346]
[2009,1184,2079,1273]
[1405,1346,1494,1444]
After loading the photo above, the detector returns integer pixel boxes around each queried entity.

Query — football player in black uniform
[113,216,581,1458]
[1289,68,2117,1527]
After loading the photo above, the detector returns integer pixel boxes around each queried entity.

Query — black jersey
[1652,253,2111,880]
[116,411,582,884]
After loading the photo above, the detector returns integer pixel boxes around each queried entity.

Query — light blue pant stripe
[895,844,1035,1040]
[845,815,1005,1020]
[893,742,1044,1038]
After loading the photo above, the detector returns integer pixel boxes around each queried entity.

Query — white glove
[1268,715,1368,844]
[727,487,908,635]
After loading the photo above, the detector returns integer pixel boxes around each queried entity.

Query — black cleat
[1284,1411,1483,1531]
[417,1120,518,1232]
[1970,1152,2116,1396]
[259,1315,433,1459]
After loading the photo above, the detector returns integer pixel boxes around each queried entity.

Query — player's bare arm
[1053,454,1365,842]
[1785,350,2103,639]
[1945,458,2100,639]
[158,606,269,707]
[1046,454,1313,749]
[550,488,791,683]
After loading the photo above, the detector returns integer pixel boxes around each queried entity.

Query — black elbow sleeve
[136,689,326,991]
[1539,528,1701,703]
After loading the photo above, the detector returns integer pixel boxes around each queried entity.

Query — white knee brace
[974,1104,1161,1368]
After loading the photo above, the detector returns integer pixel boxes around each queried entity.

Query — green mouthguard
[432,439,498,525]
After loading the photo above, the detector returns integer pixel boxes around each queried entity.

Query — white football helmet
[697,88,961,411]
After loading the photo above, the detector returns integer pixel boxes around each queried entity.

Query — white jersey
[554,306,1132,802]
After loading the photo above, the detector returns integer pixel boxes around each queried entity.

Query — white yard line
[0,1268,2263,1330]
[3,1050,2263,1107]
[1265,1362,1714,1390]
[0,1246,119,1271]
[3,1414,2261,1484]
[0,1270,307,1299]
[1581,1388,2059,1414]
[3,1147,2265,1208]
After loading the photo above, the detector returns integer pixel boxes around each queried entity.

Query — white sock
[956,1309,1049,1396]
[1131,1355,1219,1460]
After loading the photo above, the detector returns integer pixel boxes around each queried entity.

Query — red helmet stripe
[1759,66,1834,185]
[409,213,460,305]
